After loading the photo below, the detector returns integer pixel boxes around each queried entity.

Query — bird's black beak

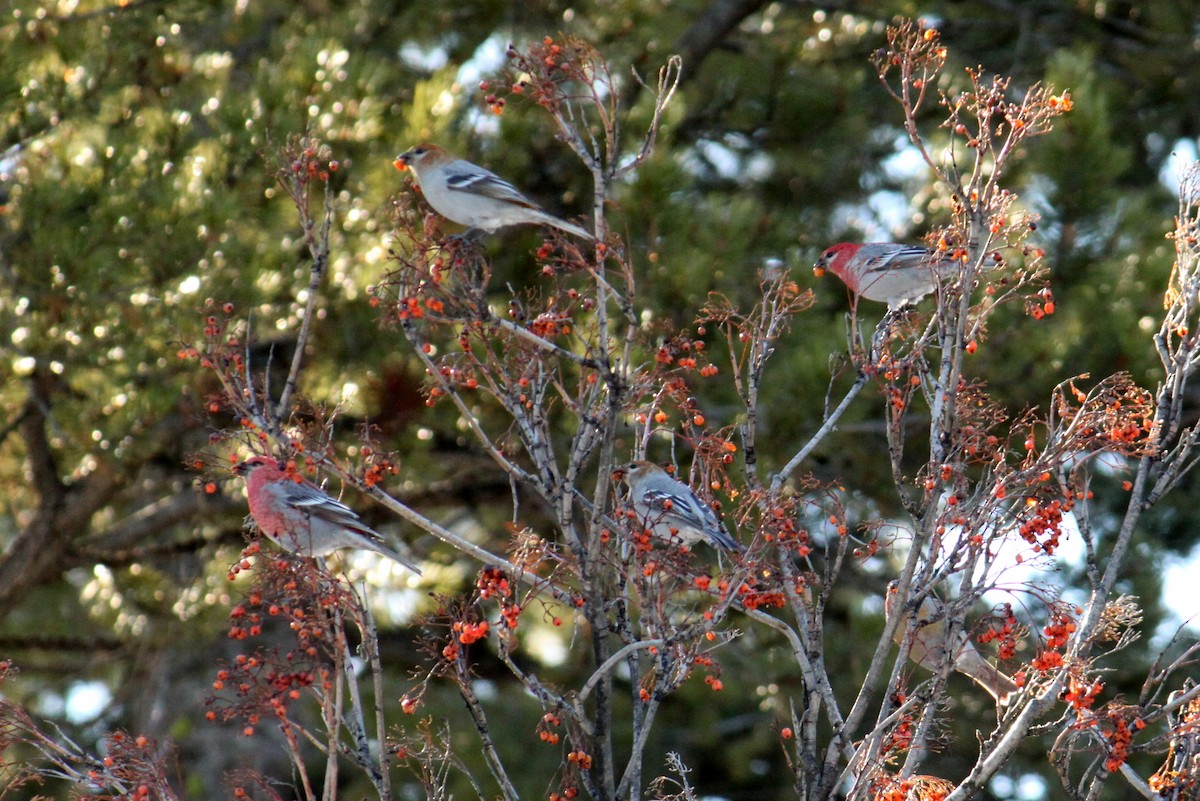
[231,461,250,476]
[393,151,412,171]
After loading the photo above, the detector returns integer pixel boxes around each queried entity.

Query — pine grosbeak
[620,461,741,552]
[814,243,959,309]
[393,143,593,240]
[885,580,1016,705]
[233,456,421,573]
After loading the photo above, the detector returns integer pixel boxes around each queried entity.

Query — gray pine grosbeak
[621,461,741,552]
[885,580,1017,705]
[394,143,593,240]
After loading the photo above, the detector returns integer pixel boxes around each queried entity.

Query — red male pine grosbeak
[394,143,593,240]
[620,461,742,552]
[814,243,960,310]
[233,456,421,573]
[885,580,1016,706]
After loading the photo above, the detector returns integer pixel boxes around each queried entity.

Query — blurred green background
[1,1,1197,798]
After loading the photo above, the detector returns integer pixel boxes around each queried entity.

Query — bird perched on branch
[814,242,960,310]
[233,456,421,573]
[884,580,1016,706]
[619,461,741,552]
[394,143,593,240]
